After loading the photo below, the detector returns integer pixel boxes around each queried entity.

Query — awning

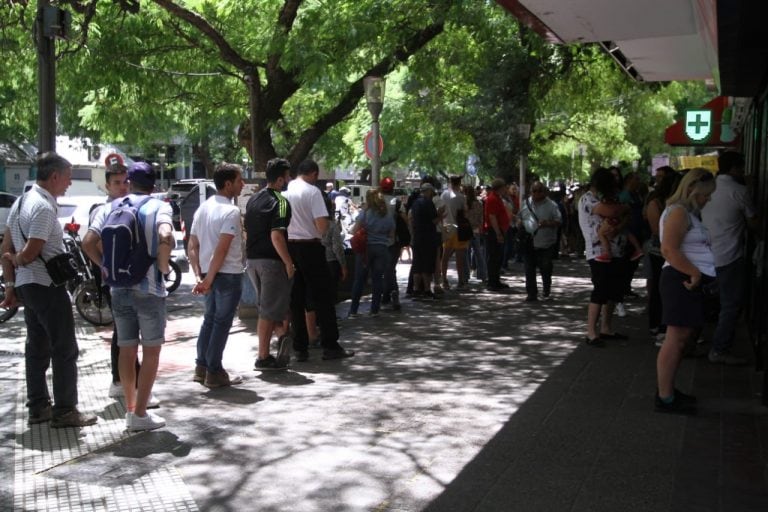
[664,96,741,147]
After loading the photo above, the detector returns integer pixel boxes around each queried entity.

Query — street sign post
[364,131,384,160]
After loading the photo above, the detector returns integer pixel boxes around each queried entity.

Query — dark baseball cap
[128,161,156,188]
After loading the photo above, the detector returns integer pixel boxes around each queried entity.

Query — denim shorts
[111,288,167,347]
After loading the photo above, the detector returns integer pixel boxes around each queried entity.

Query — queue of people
[0,150,759,432]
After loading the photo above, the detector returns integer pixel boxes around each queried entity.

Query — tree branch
[152,0,254,72]
[287,22,446,165]
[266,0,302,79]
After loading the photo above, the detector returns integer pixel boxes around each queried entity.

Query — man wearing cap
[1,152,98,428]
[283,159,354,362]
[84,162,173,431]
[85,161,153,404]
[188,163,246,387]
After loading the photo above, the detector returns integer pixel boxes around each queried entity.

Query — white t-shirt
[577,190,625,260]
[701,174,757,267]
[661,204,716,277]
[190,195,244,274]
[283,177,327,240]
[440,188,466,228]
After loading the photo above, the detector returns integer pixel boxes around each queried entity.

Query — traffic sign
[104,152,124,168]
[364,131,384,159]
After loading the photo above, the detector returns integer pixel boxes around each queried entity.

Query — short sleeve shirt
[283,178,327,240]
[410,196,438,240]
[578,190,626,260]
[6,185,64,287]
[244,187,292,260]
[701,174,757,267]
[483,191,510,233]
[190,195,244,274]
[441,189,466,227]
[90,194,173,297]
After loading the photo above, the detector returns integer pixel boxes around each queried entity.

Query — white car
[0,191,18,235]
[57,195,107,239]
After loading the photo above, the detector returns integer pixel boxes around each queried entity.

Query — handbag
[515,198,538,252]
[350,214,368,254]
[17,193,79,287]
[457,210,473,242]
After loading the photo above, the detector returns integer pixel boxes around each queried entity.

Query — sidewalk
[1,259,767,511]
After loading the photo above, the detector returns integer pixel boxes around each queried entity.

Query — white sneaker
[147,393,160,409]
[108,382,124,398]
[655,332,665,347]
[615,302,627,317]
[127,411,166,432]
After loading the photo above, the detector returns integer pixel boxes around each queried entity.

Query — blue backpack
[101,195,155,286]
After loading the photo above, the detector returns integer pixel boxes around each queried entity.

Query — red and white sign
[104,152,124,168]
[364,131,384,159]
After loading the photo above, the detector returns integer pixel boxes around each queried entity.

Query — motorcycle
[62,222,182,326]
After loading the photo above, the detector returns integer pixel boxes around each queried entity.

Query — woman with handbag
[348,189,395,316]
[655,168,717,415]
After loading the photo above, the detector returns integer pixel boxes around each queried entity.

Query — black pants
[524,245,555,298]
[289,241,342,352]
[16,284,79,414]
[485,232,504,287]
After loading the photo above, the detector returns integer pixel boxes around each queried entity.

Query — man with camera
[0,152,98,428]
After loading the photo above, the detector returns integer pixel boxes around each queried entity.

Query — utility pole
[36,2,69,154]
[36,0,56,153]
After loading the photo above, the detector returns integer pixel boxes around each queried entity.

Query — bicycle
[63,222,114,326]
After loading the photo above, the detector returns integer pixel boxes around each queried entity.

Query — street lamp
[517,123,531,199]
[158,150,166,191]
[577,144,586,182]
[364,76,386,186]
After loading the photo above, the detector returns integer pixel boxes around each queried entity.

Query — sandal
[584,336,605,347]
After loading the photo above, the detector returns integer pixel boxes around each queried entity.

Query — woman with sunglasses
[656,168,717,415]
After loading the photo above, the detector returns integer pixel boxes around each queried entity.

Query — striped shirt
[89,194,173,297]
[6,184,65,287]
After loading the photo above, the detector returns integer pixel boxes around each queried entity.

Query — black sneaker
[654,393,697,416]
[276,335,292,365]
[322,348,355,360]
[51,409,98,428]
[674,388,697,404]
[29,404,52,425]
[254,355,288,371]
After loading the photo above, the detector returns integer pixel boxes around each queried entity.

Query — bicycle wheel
[0,280,19,323]
[74,282,113,326]
[165,260,181,294]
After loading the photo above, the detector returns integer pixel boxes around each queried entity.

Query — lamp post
[158,150,166,191]
[364,76,386,186]
[517,123,531,199]
[577,144,586,182]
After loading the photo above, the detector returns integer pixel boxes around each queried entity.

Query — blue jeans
[349,253,369,314]
[195,273,242,372]
[712,257,747,353]
[367,244,389,313]
[466,235,487,281]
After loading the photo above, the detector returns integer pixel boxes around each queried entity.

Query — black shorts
[588,258,624,304]
[660,266,714,328]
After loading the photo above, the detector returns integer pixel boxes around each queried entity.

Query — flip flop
[584,336,605,347]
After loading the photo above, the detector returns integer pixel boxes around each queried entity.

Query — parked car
[0,191,18,235]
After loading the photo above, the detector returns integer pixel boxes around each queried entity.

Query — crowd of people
[0,149,758,432]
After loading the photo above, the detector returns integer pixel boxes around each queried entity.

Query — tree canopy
[0,0,711,183]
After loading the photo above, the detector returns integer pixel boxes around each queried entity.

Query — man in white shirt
[188,163,246,386]
[702,151,759,365]
[2,152,98,428]
[283,160,354,362]
[440,176,469,289]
